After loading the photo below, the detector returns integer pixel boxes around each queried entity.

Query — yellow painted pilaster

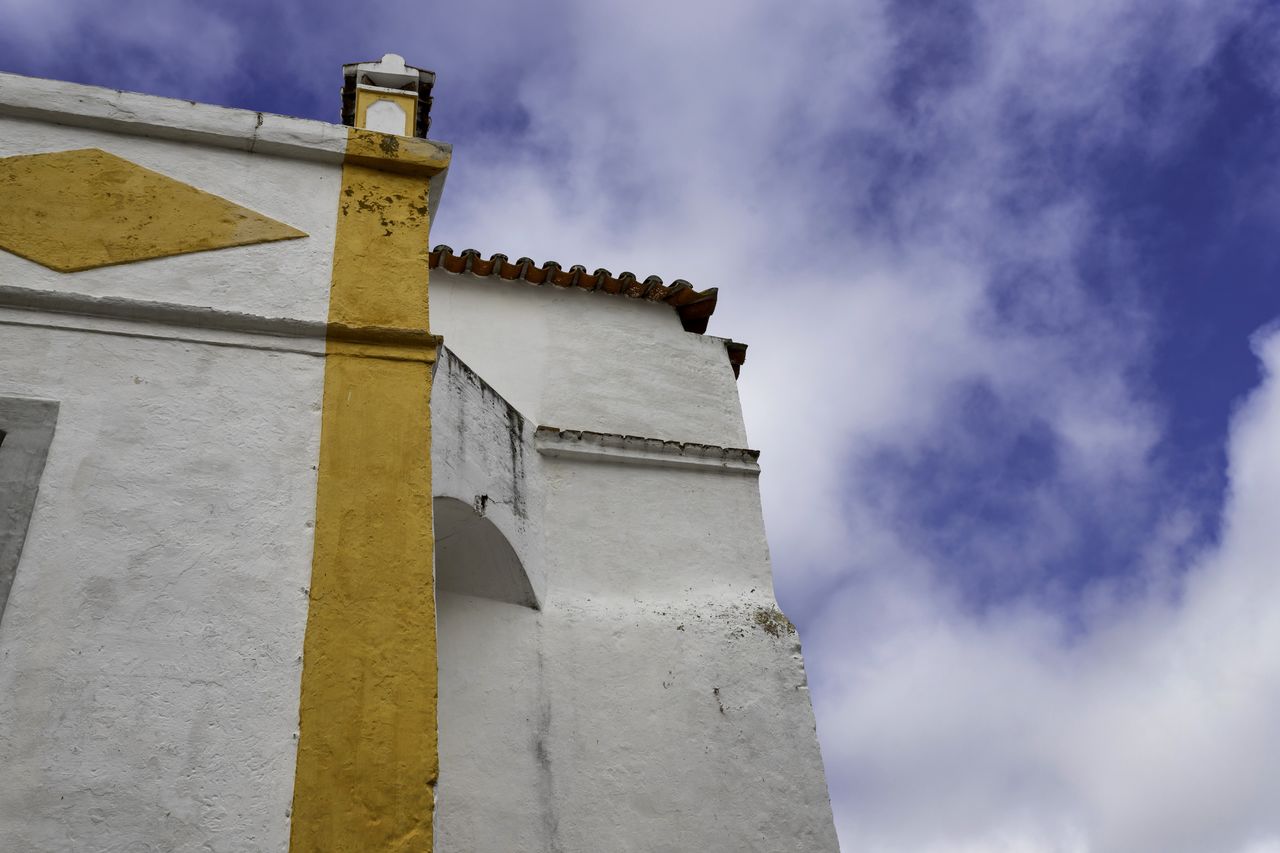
[290,130,446,852]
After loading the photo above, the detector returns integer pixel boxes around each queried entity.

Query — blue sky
[4,1,1280,849]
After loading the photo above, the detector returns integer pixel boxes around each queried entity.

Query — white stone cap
[343,53,434,91]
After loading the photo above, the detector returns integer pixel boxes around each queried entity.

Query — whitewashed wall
[430,271,749,449]
[0,114,336,852]
[431,346,544,607]
[431,272,839,851]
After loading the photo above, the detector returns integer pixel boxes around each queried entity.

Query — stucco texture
[429,270,748,449]
[431,281,838,850]
[288,143,441,853]
[435,457,839,851]
[0,113,337,852]
[0,323,323,852]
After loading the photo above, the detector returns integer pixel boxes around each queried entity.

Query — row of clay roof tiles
[429,245,719,335]
[429,245,748,377]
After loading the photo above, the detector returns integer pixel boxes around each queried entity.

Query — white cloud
[814,327,1280,851]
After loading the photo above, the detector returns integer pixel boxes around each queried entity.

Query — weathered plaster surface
[288,140,441,852]
[0,322,323,852]
[432,282,837,849]
[429,270,750,448]
[0,102,343,852]
[0,70,350,164]
[0,114,341,323]
[429,252,836,851]
[533,596,836,852]
[290,345,437,852]
[432,346,544,607]
[535,425,761,473]
[430,345,830,849]
[435,591,543,851]
[435,450,839,851]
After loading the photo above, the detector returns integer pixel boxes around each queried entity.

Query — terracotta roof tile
[725,341,748,379]
[429,245,719,334]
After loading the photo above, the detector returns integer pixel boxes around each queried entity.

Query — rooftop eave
[430,245,719,334]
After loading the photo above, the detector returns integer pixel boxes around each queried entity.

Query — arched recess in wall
[434,496,537,608]
[434,496,544,849]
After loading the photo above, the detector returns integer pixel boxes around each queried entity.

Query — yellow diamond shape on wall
[0,148,307,272]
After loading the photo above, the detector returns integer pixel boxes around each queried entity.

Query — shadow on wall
[434,494,547,849]
[434,495,537,609]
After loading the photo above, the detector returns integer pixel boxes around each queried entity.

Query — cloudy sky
[5,1,1280,850]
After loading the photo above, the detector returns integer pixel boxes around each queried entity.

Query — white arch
[434,496,538,609]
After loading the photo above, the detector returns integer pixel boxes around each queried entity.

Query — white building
[0,56,838,851]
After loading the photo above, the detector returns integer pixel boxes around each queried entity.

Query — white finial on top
[342,54,437,138]
[376,54,408,75]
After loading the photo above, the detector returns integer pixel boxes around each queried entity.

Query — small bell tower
[341,53,435,138]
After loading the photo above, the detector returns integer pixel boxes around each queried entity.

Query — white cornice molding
[0,71,450,167]
[535,426,761,474]
[0,71,346,163]
[0,285,441,358]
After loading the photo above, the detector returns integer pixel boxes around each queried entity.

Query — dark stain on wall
[439,346,531,520]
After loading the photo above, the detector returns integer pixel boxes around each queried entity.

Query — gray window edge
[0,396,59,623]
